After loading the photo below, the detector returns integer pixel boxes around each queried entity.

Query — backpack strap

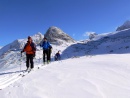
[30,42,36,52]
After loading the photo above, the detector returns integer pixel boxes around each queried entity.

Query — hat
[44,37,47,40]
[28,36,32,39]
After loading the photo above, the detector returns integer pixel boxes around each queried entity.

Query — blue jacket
[55,53,60,58]
[41,41,52,50]
[55,53,61,60]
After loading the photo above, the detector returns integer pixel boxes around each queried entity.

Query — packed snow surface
[0,54,130,98]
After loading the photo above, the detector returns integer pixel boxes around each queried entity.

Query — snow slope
[0,54,130,98]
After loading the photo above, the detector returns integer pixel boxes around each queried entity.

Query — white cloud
[83,32,96,37]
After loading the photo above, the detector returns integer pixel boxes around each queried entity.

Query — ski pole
[20,52,22,72]
[21,52,22,57]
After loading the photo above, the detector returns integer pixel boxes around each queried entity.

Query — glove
[21,50,24,53]
[50,47,52,53]
[50,49,52,53]
[33,52,36,57]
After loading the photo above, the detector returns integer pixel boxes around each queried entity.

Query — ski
[21,70,31,77]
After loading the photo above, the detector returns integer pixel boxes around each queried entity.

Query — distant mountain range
[0,26,75,56]
[0,32,44,56]
[1,20,130,70]
[1,20,130,55]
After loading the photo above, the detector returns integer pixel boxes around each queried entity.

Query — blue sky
[0,0,130,46]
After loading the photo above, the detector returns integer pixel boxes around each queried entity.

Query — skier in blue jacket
[40,37,52,64]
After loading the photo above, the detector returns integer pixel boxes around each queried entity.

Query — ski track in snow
[0,72,22,89]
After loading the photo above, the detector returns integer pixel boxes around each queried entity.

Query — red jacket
[23,42,36,54]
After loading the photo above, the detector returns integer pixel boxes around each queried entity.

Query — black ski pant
[48,49,51,61]
[43,49,49,62]
[26,54,34,69]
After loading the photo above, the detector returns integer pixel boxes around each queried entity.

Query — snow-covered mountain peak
[116,20,130,31]
[29,32,44,45]
[44,26,75,45]
[123,20,130,26]
[32,32,43,38]
[48,26,63,34]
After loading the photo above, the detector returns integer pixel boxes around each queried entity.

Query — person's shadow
[0,70,25,76]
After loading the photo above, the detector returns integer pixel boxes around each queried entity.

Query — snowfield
[0,54,130,98]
